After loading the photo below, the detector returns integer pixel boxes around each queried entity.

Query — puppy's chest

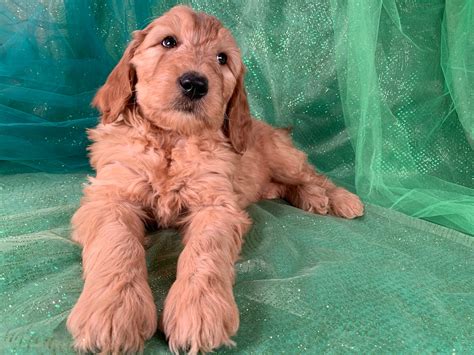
[144,138,233,226]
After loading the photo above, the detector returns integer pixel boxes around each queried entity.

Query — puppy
[67,5,363,354]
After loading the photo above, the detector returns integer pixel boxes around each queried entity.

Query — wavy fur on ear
[92,31,146,124]
[224,69,253,153]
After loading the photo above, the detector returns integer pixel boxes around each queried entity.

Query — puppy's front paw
[329,188,364,219]
[67,278,157,354]
[163,278,239,355]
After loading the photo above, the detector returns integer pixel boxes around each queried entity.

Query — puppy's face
[93,6,251,151]
[130,6,242,134]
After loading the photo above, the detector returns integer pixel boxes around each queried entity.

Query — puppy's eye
[217,53,227,65]
[161,36,177,48]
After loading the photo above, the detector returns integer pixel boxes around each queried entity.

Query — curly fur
[67,5,364,354]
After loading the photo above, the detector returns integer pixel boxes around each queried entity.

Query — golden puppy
[67,5,363,354]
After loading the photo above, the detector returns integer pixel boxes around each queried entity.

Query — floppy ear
[224,69,253,153]
[92,31,144,124]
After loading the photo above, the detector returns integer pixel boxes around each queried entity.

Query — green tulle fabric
[1,1,473,353]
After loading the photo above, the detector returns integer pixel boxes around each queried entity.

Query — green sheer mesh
[1,173,473,354]
[1,0,472,233]
[1,0,473,353]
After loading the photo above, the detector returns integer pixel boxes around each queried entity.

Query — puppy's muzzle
[178,72,208,100]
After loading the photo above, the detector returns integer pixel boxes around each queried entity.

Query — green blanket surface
[1,0,473,353]
[1,173,473,353]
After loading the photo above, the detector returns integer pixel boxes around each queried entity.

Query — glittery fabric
[1,173,473,353]
[0,0,473,353]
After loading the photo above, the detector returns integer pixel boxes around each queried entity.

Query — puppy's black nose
[178,72,208,100]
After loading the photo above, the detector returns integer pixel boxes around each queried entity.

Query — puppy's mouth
[172,98,202,114]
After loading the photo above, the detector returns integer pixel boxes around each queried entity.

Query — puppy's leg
[261,125,364,218]
[163,201,251,354]
[67,178,156,353]
[285,174,364,219]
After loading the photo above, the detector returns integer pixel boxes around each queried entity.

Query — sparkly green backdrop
[1,0,473,353]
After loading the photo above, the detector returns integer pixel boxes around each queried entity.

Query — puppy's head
[93,5,251,152]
